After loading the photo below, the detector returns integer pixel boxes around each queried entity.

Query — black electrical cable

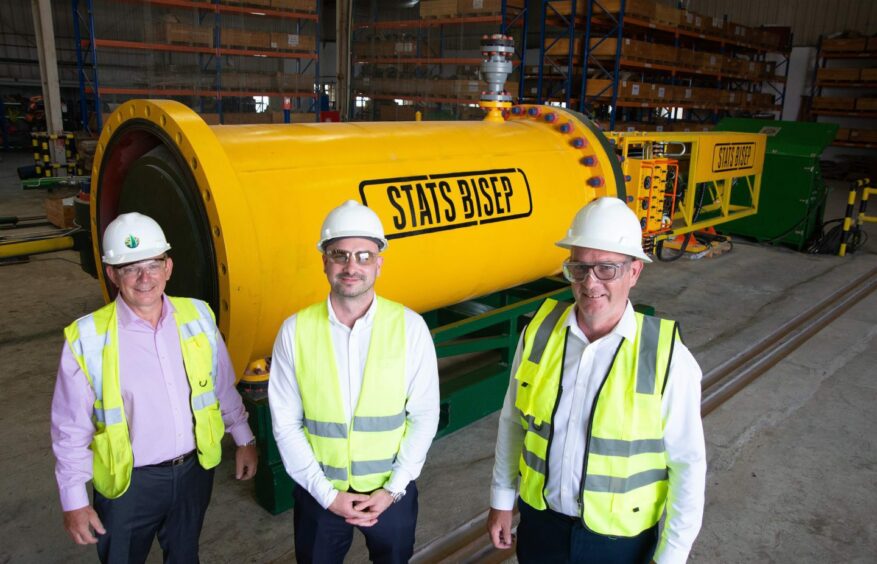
[657,181,707,262]
[806,218,869,255]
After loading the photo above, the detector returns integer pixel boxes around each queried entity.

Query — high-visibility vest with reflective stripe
[294,297,406,492]
[62,296,225,499]
[515,299,680,537]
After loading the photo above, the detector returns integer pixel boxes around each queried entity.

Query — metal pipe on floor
[0,235,74,259]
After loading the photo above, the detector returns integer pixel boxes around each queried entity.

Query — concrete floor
[1,148,875,563]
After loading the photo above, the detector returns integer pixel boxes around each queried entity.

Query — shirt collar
[564,300,637,345]
[115,293,174,330]
[326,294,377,328]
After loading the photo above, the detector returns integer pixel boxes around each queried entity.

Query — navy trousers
[93,455,214,564]
[516,498,659,564]
[292,482,418,564]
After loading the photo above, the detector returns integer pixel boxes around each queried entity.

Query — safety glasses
[561,260,629,283]
[115,258,167,279]
[325,249,379,266]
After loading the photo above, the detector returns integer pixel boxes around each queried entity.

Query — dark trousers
[293,482,418,564]
[93,455,214,564]
[517,498,658,564]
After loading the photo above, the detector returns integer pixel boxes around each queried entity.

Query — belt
[148,450,197,468]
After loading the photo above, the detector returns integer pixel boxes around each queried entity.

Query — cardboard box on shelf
[602,0,654,20]
[584,79,613,98]
[681,11,703,32]
[812,97,856,111]
[154,20,213,46]
[723,58,749,77]
[835,128,850,141]
[269,32,316,52]
[378,103,420,121]
[652,3,680,26]
[724,22,751,43]
[553,0,652,18]
[222,0,272,7]
[857,98,877,111]
[420,0,458,18]
[220,28,271,49]
[271,0,317,12]
[822,38,867,52]
[456,0,523,15]
[650,84,672,103]
[817,68,861,82]
[849,129,877,143]
[860,68,877,82]
[704,15,725,37]
[618,80,649,100]
[45,196,76,229]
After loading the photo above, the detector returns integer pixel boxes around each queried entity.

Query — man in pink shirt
[51,212,258,563]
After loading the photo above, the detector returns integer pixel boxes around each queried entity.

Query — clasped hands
[328,488,395,527]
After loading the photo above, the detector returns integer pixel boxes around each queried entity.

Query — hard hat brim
[317,232,388,252]
[555,237,653,263]
[102,244,172,266]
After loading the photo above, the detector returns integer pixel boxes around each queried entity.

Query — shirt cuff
[384,470,412,495]
[229,423,255,447]
[316,484,339,510]
[490,486,518,511]
[60,484,90,513]
[653,539,690,564]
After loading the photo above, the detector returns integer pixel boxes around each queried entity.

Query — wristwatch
[384,488,405,504]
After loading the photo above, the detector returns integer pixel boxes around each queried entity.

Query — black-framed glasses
[562,260,630,283]
[325,249,378,266]
[115,258,167,279]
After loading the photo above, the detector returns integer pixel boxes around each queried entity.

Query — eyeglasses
[325,249,379,266]
[116,258,167,279]
[562,260,630,283]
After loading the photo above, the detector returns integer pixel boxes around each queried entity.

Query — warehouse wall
[686,0,877,46]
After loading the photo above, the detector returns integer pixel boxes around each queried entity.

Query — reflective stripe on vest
[514,298,679,537]
[63,297,224,499]
[294,297,407,492]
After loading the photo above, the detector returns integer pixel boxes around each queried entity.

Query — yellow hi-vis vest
[515,299,680,537]
[63,296,225,499]
[294,297,407,492]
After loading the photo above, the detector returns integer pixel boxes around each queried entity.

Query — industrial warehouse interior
[1,0,876,562]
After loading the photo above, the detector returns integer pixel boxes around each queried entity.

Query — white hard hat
[317,200,388,252]
[556,197,652,263]
[101,212,172,265]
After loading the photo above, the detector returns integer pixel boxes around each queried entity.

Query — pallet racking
[811,34,877,150]
[349,0,526,121]
[73,0,320,131]
[534,0,790,130]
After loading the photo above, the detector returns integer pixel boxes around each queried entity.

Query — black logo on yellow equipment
[712,142,756,173]
[359,168,533,239]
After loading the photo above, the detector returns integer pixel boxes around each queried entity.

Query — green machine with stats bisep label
[713,118,838,250]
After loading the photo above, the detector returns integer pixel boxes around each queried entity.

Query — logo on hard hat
[124,235,140,249]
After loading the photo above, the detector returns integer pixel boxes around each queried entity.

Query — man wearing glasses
[487,197,706,563]
[50,212,258,563]
[269,200,439,564]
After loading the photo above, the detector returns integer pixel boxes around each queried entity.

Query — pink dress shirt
[50,295,254,511]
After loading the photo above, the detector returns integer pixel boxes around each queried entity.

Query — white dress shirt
[269,295,440,509]
[490,301,706,564]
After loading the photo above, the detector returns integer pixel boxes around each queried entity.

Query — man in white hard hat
[50,212,258,563]
[269,200,440,564]
[487,197,706,563]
